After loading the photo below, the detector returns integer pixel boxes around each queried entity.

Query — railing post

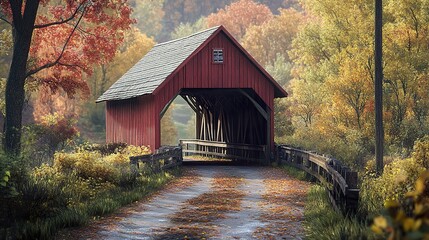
[345,171,359,213]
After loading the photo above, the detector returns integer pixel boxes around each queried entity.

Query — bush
[412,135,429,169]
[360,137,429,216]
[1,144,176,239]
[361,157,426,215]
[82,142,128,155]
[372,170,429,239]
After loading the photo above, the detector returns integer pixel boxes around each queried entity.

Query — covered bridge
[97,26,287,162]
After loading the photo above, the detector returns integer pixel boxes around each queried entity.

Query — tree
[265,54,294,139]
[161,104,178,146]
[132,0,165,39]
[206,0,273,41]
[89,27,155,100]
[33,86,81,124]
[242,8,305,66]
[0,0,134,154]
[287,0,429,165]
[288,79,326,128]
[258,0,302,13]
[171,17,207,39]
[0,23,11,116]
[79,27,155,142]
[160,0,233,41]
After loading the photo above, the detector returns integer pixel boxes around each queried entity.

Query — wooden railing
[276,145,359,214]
[129,146,182,172]
[180,139,266,163]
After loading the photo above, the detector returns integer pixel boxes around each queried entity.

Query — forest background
[2,0,429,238]
[2,0,427,168]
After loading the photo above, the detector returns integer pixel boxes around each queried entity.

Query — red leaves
[23,0,135,98]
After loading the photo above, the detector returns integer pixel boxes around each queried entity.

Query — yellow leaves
[372,170,429,238]
[371,225,384,235]
[242,8,305,66]
[374,216,388,229]
[385,200,400,208]
[403,218,422,232]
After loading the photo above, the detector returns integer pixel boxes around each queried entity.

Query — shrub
[54,151,118,182]
[372,170,429,239]
[412,135,429,169]
[361,157,426,215]
[82,142,128,156]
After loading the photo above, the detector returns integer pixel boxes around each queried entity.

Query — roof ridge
[154,25,220,47]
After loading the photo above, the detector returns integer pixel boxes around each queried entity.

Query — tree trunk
[3,2,39,155]
[4,30,32,155]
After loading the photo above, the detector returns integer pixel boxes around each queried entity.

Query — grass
[280,164,311,181]
[1,169,180,240]
[303,185,374,240]
[279,165,375,239]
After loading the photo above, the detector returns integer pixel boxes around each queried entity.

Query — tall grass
[280,165,375,239]
[1,169,179,240]
[303,185,374,240]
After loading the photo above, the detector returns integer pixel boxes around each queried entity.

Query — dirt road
[56,165,310,239]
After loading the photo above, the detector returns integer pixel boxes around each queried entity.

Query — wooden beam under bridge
[180,88,271,164]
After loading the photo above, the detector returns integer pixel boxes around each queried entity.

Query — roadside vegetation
[0,142,179,239]
[281,136,429,239]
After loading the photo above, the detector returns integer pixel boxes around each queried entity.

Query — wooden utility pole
[375,0,384,175]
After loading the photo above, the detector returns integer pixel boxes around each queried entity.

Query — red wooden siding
[156,32,275,110]
[106,95,159,151]
[106,31,277,151]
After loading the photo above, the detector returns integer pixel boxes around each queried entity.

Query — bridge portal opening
[176,88,270,163]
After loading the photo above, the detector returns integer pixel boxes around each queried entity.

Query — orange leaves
[254,168,310,239]
[206,0,273,41]
[242,8,306,66]
[167,174,245,238]
[33,85,82,124]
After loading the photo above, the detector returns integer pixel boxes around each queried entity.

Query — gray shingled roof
[96,26,220,102]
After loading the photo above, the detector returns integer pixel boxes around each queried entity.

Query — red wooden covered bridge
[97,26,287,164]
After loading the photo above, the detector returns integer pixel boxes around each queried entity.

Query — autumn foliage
[372,170,429,239]
[0,0,135,154]
[206,0,273,40]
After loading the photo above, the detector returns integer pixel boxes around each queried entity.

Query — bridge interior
[165,88,271,164]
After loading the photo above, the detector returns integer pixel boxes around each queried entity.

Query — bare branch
[58,61,85,70]
[34,3,83,29]
[26,7,86,78]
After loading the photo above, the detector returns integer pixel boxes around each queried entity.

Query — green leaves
[1,170,10,187]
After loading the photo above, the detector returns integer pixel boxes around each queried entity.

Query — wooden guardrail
[180,139,266,163]
[276,145,359,214]
[129,146,182,172]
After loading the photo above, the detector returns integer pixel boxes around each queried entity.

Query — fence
[276,145,359,214]
[129,146,182,172]
[179,139,266,163]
